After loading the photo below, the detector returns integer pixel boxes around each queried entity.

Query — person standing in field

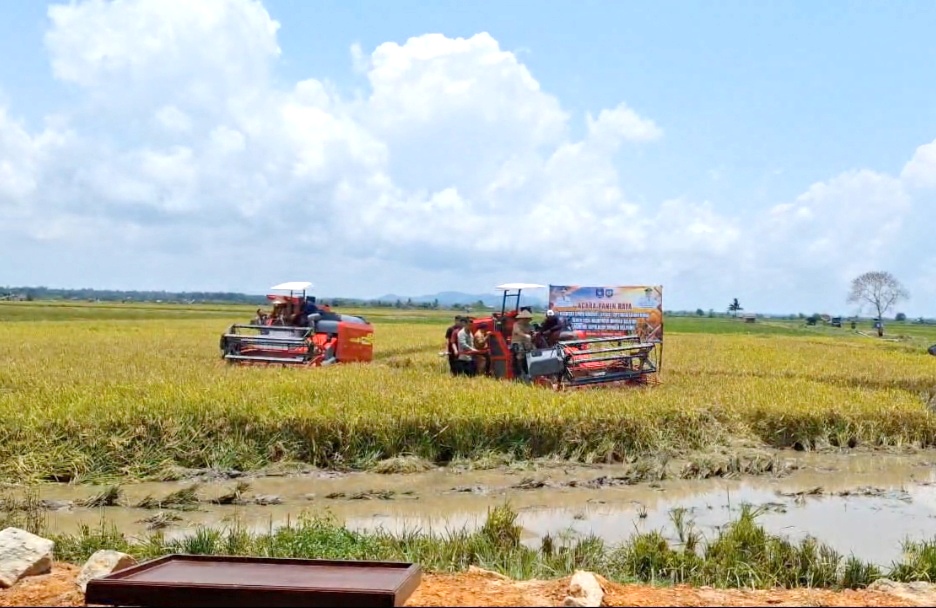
[456,317,480,376]
[473,323,491,375]
[444,316,461,375]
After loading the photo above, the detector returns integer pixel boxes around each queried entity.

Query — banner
[548,285,663,343]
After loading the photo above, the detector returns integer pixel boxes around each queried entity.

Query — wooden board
[84,554,422,607]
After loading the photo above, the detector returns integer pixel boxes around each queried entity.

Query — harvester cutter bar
[564,368,656,386]
[222,324,312,349]
[558,337,658,387]
[224,354,311,364]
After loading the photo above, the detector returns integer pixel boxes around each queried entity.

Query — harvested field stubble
[1,303,936,481]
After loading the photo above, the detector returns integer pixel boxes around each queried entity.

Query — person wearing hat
[511,310,534,379]
[539,309,565,345]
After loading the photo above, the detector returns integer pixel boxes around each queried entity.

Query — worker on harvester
[270,300,288,324]
[511,310,534,381]
[473,323,491,375]
[538,309,565,346]
[303,296,320,316]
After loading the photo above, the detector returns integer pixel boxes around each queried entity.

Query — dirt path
[0,563,929,607]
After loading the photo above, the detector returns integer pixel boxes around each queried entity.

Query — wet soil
[4,450,936,566]
[1,563,931,607]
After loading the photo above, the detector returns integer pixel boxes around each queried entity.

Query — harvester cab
[219,281,374,367]
[468,282,660,389]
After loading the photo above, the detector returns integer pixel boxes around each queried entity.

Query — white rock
[0,527,55,588]
[868,578,936,606]
[75,550,137,593]
[908,581,935,592]
[562,570,604,607]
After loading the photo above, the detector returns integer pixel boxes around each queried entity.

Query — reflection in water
[17,451,936,567]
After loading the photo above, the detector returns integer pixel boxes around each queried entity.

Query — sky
[1,0,935,316]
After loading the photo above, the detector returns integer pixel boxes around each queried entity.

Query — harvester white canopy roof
[270,281,313,291]
[495,283,546,291]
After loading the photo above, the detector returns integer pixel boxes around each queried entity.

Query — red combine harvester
[463,283,660,389]
[219,281,374,366]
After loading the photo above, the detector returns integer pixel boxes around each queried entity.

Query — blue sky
[1,0,934,316]
[260,0,936,206]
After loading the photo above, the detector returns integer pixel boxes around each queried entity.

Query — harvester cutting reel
[525,335,659,390]
[220,323,333,366]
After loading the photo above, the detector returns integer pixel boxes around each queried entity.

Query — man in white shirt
[456,317,479,376]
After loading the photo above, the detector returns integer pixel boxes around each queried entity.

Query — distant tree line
[3,274,929,322]
[0,286,269,305]
[0,286,492,312]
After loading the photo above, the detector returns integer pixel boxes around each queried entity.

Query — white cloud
[726,164,935,316]
[0,0,932,315]
[901,138,936,190]
[0,108,38,203]
[912,256,936,302]
[586,102,663,146]
[44,0,280,94]
[155,105,193,134]
[765,169,909,267]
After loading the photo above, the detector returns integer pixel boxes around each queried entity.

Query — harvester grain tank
[219,281,374,366]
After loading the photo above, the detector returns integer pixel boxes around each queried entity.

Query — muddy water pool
[8,451,936,567]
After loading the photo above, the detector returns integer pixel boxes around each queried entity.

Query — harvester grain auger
[459,283,660,389]
[219,281,374,366]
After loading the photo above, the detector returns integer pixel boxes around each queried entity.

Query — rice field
[1,301,935,483]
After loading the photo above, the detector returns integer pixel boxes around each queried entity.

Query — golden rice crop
[1,304,935,483]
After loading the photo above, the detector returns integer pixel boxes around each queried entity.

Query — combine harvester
[219,281,374,366]
[464,283,661,390]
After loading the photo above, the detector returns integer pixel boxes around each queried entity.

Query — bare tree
[846,271,909,334]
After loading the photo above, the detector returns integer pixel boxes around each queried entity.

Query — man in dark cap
[539,309,565,345]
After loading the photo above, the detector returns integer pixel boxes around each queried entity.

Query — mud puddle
[5,451,936,566]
